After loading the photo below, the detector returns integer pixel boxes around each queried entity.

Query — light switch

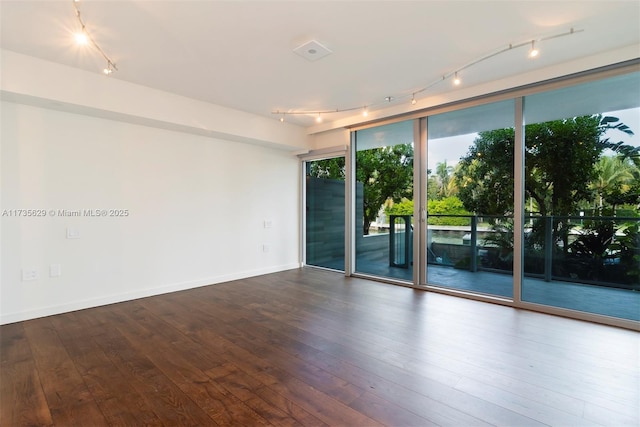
[50,264,62,277]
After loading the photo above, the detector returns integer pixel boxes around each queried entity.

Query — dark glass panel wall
[306,158,345,271]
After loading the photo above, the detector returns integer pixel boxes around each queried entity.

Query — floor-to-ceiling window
[425,100,515,298]
[329,63,638,328]
[522,71,640,321]
[305,157,346,271]
[353,120,414,281]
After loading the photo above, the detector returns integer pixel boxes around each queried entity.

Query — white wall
[1,101,301,324]
[1,50,308,152]
[309,128,351,151]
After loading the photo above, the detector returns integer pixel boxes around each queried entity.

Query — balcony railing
[389,214,640,291]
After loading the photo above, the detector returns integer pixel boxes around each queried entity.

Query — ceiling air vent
[293,40,332,62]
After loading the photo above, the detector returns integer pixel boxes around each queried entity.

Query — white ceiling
[1,0,639,127]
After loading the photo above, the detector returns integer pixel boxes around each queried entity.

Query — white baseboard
[0,262,302,325]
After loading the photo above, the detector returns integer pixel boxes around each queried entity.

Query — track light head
[73,1,117,75]
[453,72,461,86]
[528,40,539,58]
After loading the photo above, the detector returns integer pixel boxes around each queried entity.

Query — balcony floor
[328,258,640,322]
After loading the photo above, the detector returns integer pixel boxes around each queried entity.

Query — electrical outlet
[66,227,80,239]
[264,220,273,228]
[22,267,38,281]
[263,244,270,252]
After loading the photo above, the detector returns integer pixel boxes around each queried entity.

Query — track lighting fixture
[72,0,118,75]
[271,27,582,122]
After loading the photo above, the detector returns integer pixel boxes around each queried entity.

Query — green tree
[456,127,516,215]
[427,197,472,226]
[307,145,414,235]
[590,156,635,215]
[386,198,414,216]
[435,161,454,199]
[386,196,472,226]
[426,175,440,200]
[455,115,634,217]
[357,145,414,234]
[307,157,345,178]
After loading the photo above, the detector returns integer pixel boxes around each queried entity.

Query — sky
[427,107,640,173]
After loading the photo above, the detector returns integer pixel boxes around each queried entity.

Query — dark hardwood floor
[1,267,638,426]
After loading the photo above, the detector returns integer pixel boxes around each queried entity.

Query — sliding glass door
[333,64,638,327]
[353,121,414,281]
[521,72,640,321]
[425,100,515,298]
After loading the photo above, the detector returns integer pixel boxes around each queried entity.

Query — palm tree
[436,161,454,199]
[590,156,634,215]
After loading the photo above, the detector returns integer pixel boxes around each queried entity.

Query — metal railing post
[405,216,412,268]
[389,215,396,267]
[471,215,478,272]
[544,216,553,282]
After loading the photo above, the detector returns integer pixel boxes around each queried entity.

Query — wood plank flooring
[1,267,638,426]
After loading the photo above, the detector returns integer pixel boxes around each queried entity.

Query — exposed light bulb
[528,40,539,58]
[316,113,322,123]
[362,107,368,117]
[453,72,461,86]
[73,1,118,74]
[280,116,284,123]
[74,32,89,45]
[411,95,417,105]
